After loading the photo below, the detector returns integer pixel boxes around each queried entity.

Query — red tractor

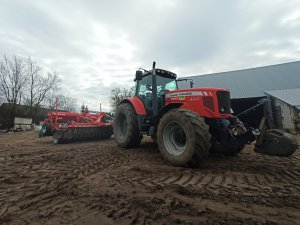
[113,62,297,166]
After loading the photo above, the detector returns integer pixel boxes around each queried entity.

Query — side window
[165,81,177,91]
[157,85,162,94]
[138,76,152,98]
[138,84,147,96]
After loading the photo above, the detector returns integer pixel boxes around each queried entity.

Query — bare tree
[109,87,133,112]
[0,55,29,127]
[57,95,77,112]
[44,89,58,110]
[24,57,60,117]
[0,94,5,105]
[45,92,77,112]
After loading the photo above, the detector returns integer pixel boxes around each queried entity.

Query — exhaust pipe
[152,61,158,116]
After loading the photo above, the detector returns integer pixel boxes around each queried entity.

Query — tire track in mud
[126,171,277,189]
[1,132,299,225]
[106,149,300,211]
[0,136,164,223]
[0,139,127,222]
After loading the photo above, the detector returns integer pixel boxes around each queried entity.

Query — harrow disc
[53,126,113,144]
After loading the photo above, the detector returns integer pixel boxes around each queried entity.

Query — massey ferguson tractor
[113,62,298,166]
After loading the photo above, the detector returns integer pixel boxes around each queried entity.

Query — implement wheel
[41,123,51,136]
[53,130,63,144]
[157,109,211,166]
[113,103,142,147]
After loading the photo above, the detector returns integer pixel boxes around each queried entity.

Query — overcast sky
[1,0,300,111]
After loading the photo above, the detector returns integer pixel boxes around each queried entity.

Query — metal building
[265,88,300,133]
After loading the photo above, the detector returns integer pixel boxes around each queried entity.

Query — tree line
[0,55,76,127]
[109,87,133,113]
[0,54,135,128]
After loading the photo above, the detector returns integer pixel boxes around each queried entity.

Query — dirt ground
[0,131,299,225]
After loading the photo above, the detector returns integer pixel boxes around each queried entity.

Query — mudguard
[119,97,147,116]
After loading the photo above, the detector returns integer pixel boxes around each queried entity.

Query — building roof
[180,61,300,99]
[265,88,300,110]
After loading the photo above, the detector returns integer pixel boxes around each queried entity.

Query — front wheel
[113,103,142,148]
[157,109,211,166]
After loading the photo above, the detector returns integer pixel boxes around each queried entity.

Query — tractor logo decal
[165,91,207,98]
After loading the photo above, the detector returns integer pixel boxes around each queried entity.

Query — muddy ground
[0,131,299,225]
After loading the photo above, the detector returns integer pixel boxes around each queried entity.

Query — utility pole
[100,103,102,112]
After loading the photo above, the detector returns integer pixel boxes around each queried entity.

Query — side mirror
[135,70,143,81]
[190,80,194,88]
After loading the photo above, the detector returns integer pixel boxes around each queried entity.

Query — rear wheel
[157,109,211,166]
[113,103,142,147]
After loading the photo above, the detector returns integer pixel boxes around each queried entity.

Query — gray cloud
[1,0,300,111]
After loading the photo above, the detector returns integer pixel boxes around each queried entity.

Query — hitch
[235,99,298,157]
[236,98,270,117]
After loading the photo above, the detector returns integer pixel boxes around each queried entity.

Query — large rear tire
[113,103,142,147]
[157,109,211,166]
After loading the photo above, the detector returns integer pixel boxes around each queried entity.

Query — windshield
[137,75,177,96]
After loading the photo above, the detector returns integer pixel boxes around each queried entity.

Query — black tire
[210,139,244,156]
[53,130,63,144]
[113,103,141,147]
[210,119,246,156]
[157,109,211,166]
[42,123,51,136]
[64,128,74,141]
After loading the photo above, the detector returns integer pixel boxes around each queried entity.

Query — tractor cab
[135,69,177,114]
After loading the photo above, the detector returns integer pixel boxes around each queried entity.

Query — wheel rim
[163,121,187,156]
[116,113,127,138]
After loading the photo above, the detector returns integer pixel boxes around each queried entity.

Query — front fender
[119,97,147,115]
